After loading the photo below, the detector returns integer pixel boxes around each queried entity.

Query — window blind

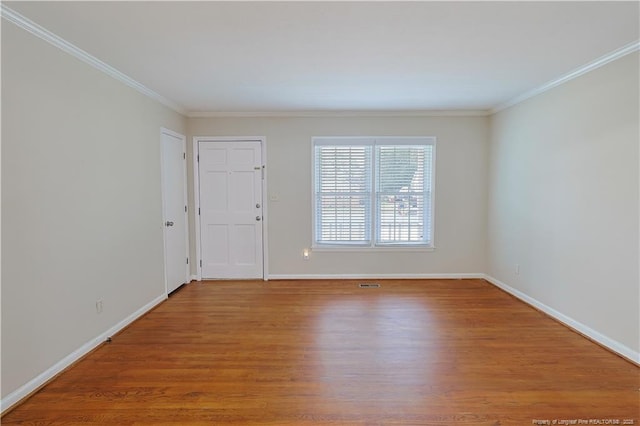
[314,145,372,244]
[376,145,432,244]
[313,137,435,248]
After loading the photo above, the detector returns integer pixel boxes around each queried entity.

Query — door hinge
[200,260,202,267]
[198,207,201,215]
[186,257,189,264]
[183,152,186,160]
[197,154,199,162]
[184,205,187,213]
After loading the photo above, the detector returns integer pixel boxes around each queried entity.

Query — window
[313,137,435,248]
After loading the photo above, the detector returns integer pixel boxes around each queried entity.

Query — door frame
[160,127,190,294]
[192,136,268,281]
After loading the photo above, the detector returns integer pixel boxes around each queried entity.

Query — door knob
[256,216,261,221]
[165,221,174,227]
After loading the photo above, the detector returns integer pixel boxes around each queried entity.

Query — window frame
[312,136,436,251]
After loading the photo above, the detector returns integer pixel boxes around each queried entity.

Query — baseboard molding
[189,274,198,282]
[0,293,168,414]
[267,273,485,280]
[483,275,639,365]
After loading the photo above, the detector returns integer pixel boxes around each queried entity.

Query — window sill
[311,245,435,253]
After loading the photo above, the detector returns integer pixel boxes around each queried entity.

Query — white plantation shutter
[313,137,435,247]
[314,143,372,245]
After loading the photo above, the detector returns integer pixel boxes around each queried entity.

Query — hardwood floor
[3,279,638,425]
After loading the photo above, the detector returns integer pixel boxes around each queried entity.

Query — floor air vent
[358,283,380,288]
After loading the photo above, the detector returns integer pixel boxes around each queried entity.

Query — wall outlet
[96,300,103,314]
[302,248,310,260]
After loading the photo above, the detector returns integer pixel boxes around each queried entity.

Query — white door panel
[198,141,263,279]
[161,129,189,293]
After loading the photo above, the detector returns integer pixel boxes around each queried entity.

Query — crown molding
[4,3,636,120]
[187,109,491,118]
[1,4,188,116]
[491,40,640,114]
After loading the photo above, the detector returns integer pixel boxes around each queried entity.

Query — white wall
[1,22,186,401]
[188,115,489,277]
[487,52,639,357]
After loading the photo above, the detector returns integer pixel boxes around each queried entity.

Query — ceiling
[5,1,640,115]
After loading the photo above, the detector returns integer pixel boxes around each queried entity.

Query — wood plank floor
[3,279,638,425]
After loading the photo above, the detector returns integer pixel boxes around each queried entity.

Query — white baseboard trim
[189,274,198,282]
[483,275,639,365]
[0,293,167,414]
[267,273,485,280]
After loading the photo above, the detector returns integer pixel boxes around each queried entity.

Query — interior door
[198,140,263,279]
[161,129,189,293]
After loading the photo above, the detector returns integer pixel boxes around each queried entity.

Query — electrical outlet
[96,300,103,314]
[302,248,310,260]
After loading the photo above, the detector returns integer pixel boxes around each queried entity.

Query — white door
[198,141,263,279]
[161,129,189,293]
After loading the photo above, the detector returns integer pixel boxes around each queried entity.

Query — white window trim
[311,136,436,250]
[311,246,436,253]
